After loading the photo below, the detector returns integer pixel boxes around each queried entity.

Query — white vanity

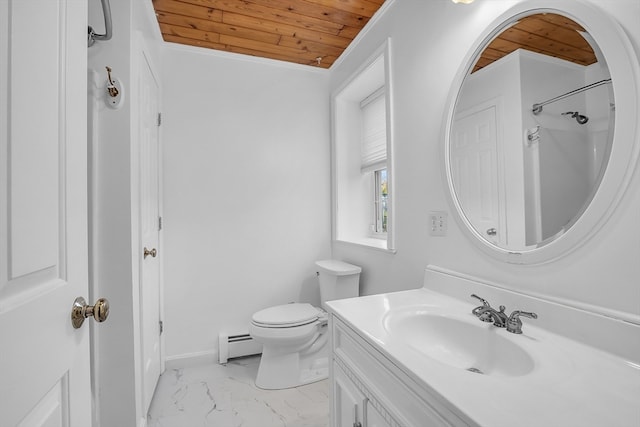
[327,266,640,427]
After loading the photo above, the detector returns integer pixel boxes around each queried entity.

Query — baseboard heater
[218,332,262,364]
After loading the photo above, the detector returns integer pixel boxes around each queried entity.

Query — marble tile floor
[147,355,329,427]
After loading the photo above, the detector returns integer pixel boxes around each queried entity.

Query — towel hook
[106,66,119,98]
[104,66,124,109]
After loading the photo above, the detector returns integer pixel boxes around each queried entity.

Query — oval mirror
[451,12,613,252]
[444,1,640,264]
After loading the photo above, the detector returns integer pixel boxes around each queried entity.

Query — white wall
[88,0,135,424]
[331,0,640,319]
[88,0,162,425]
[161,46,331,362]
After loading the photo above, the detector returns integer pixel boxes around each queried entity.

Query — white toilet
[249,259,361,390]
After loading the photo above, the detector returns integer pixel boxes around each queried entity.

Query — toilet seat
[252,303,321,328]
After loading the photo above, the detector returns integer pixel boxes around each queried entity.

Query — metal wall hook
[104,66,124,109]
[106,66,119,97]
[525,126,541,146]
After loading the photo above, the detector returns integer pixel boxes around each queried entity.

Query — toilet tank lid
[315,259,361,276]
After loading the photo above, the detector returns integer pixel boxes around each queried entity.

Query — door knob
[71,297,110,329]
[143,247,157,259]
[486,228,497,236]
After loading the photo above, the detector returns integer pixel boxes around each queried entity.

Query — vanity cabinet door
[333,362,365,427]
[332,316,468,427]
[365,399,393,427]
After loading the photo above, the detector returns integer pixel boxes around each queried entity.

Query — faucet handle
[470,294,490,317]
[470,294,490,306]
[507,310,538,334]
[470,294,489,306]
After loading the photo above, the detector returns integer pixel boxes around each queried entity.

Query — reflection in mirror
[450,12,614,251]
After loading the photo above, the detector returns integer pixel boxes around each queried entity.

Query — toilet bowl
[249,260,361,390]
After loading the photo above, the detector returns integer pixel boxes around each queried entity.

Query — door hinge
[158,216,163,231]
[157,112,162,126]
[159,320,164,335]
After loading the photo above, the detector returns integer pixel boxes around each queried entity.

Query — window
[374,168,388,234]
[332,40,394,251]
[360,87,388,236]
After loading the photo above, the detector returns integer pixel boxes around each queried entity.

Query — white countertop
[327,287,640,427]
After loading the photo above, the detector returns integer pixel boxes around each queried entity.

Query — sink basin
[383,310,535,377]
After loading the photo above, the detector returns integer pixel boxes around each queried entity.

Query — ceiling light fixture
[451,0,475,4]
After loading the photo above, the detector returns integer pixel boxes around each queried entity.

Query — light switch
[429,211,447,236]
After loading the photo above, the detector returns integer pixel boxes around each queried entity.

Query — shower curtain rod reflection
[532,78,611,115]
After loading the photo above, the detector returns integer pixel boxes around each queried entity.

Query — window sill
[334,238,397,254]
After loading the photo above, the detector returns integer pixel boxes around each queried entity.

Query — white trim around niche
[331,38,396,253]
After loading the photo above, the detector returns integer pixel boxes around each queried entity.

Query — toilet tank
[315,260,361,309]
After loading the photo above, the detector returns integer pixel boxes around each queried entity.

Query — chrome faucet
[471,295,537,332]
[477,305,508,328]
[506,310,538,334]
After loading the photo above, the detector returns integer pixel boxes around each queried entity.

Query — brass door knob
[71,297,110,329]
[143,247,157,259]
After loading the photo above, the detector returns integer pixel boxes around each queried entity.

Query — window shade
[360,88,387,173]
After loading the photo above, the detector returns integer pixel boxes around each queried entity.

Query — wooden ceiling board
[498,28,595,64]
[472,13,597,73]
[153,0,385,68]
[157,13,282,45]
[515,17,590,50]
[164,33,225,50]
[221,13,352,48]
[241,0,372,28]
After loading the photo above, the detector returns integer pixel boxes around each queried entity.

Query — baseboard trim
[164,349,218,370]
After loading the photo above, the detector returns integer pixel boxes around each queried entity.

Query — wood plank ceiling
[153,0,386,69]
[472,13,597,73]
[152,4,597,72]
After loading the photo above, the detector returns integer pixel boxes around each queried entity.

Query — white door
[451,106,503,246]
[0,1,94,426]
[138,49,162,413]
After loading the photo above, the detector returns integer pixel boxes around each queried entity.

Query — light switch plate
[429,211,447,236]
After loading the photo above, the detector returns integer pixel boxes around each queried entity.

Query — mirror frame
[442,0,640,265]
